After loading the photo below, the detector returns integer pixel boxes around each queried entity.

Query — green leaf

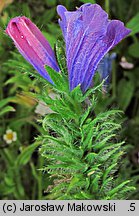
[107,180,130,196]
[46,0,57,7]
[87,165,100,176]
[5,75,31,90]
[80,80,105,102]
[91,174,101,192]
[80,191,92,199]
[93,134,116,150]
[67,176,79,193]
[80,106,92,126]
[103,163,117,182]
[41,8,56,23]
[45,65,69,93]
[43,115,73,145]
[16,142,41,167]
[80,0,96,4]
[0,97,15,109]
[128,42,139,58]
[117,79,135,110]
[81,121,94,150]
[5,176,15,187]
[85,153,98,164]
[101,177,113,193]
[98,143,123,163]
[0,106,15,116]
[126,12,139,36]
[70,85,83,102]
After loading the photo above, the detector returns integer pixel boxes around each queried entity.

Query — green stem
[105,0,110,14]
[1,150,25,199]
[14,169,26,199]
[37,155,44,200]
[32,181,37,200]
[1,149,14,166]
[30,162,38,199]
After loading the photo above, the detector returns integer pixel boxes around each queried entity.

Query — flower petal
[57,5,67,38]
[57,4,131,92]
[6,16,59,83]
[97,53,116,88]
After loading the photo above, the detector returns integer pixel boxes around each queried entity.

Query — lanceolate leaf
[0,106,15,116]
[16,142,41,167]
[117,79,135,111]
[45,65,69,92]
[126,12,139,36]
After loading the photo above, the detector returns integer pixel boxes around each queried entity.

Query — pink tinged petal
[6,16,59,83]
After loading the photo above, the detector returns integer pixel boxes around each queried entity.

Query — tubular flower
[57,3,131,92]
[6,16,59,83]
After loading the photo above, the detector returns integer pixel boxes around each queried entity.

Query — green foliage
[80,0,96,4]
[0,0,139,200]
[0,141,41,199]
[45,65,69,93]
[0,10,46,199]
[128,42,139,58]
[126,12,139,36]
[0,105,15,116]
[117,78,135,111]
[37,43,135,200]
[0,97,16,116]
[15,141,41,167]
[40,82,135,199]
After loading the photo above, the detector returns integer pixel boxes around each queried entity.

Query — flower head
[3,129,17,144]
[6,16,59,83]
[57,3,131,92]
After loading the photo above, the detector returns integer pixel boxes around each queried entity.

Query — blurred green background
[0,0,139,199]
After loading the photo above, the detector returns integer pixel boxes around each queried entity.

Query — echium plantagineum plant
[6,3,135,199]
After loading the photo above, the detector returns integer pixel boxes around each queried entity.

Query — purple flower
[97,53,116,88]
[57,3,131,92]
[6,16,59,83]
[6,4,131,93]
